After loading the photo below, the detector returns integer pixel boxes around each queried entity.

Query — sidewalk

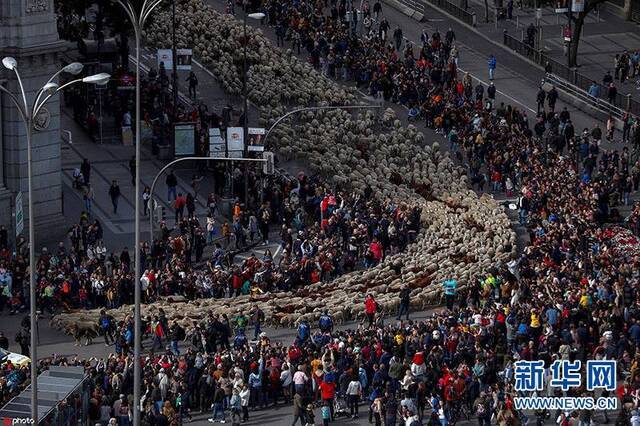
[57,37,281,254]
[462,0,639,99]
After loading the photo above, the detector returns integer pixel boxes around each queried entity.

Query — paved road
[460,0,640,100]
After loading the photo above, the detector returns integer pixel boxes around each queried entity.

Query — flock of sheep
[51,0,515,336]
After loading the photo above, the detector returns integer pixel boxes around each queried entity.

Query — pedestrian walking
[488,54,497,80]
[396,284,411,320]
[364,294,378,328]
[487,82,496,106]
[607,114,615,141]
[143,186,151,216]
[536,87,546,114]
[166,170,178,201]
[292,392,306,426]
[393,26,403,51]
[607,82,617,105]
[129,155,135,186]
[83,184,95,215]
[443,278,457,310]
[80,158,91,185]
[547,85,558,112]
[373,0,382,20]
[187,71,198,98]
[174,193,186,224]
[108,180,121,214]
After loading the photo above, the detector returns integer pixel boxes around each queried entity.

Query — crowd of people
[2,0,640,424]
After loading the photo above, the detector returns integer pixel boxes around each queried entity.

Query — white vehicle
[0,348,30,367]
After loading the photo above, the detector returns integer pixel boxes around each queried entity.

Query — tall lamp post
[242,11,265,207]
[111,1,163,424]
[0,57,109,423]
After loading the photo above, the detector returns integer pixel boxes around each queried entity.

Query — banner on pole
[226,127,244,158]
[177,49,193,71]
[157,49,173,69]
[209,128,226,158]
[174,123,196,156]
[247,128,266,152]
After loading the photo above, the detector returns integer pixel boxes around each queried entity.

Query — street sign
[174,123,196,156]
[157,49,173,69]
[571,0,584,13]
[554,0,569,13]
[247,127,265,152]
[15,192,23,237]
[263,151,275,175]
[209,128,226,158]
[176,49,193,71]
[227,127,244,157]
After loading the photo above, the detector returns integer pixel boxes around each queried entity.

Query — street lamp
[0,56,109,424]
[242,11,265,207]
[111,1,163,424]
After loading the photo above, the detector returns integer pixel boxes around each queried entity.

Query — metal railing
[423,0,477,26]
[396,0,426,15]
[544,72,633,122]
[502,30,640,115]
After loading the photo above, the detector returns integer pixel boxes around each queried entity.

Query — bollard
[627,94,632,112]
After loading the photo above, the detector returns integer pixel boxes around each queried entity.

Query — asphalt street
[9,2,631,424]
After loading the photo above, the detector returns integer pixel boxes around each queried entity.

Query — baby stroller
[333,395,349,418]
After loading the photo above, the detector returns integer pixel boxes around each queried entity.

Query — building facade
[0,0,66,246]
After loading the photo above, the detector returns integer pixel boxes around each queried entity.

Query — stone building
[0,0,66,245]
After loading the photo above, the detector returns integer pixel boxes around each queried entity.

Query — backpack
[298,322,310,340]
[101,317,111,330]
[319,315,333,330]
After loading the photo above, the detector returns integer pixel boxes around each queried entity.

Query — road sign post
[263,151,275,175]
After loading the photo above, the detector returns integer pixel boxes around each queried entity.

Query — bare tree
[568,0,608,67]
[623,0,633,21]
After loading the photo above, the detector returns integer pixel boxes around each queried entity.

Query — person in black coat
[0,332,9,350]
[80,158,91,185]
[396,285,411,320]
[547,86,558,112]
[536,88,546,114]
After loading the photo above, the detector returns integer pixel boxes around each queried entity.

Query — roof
[0,366,86,422]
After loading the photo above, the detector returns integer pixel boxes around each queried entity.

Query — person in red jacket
[174,193,186,224]
[364,294,378,328]
[319,377,336,421]
[369,238,383,266]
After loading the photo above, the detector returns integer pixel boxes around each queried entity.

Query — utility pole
[172,0,178,156]
[243,12,249,207]
[566,4,573,67]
